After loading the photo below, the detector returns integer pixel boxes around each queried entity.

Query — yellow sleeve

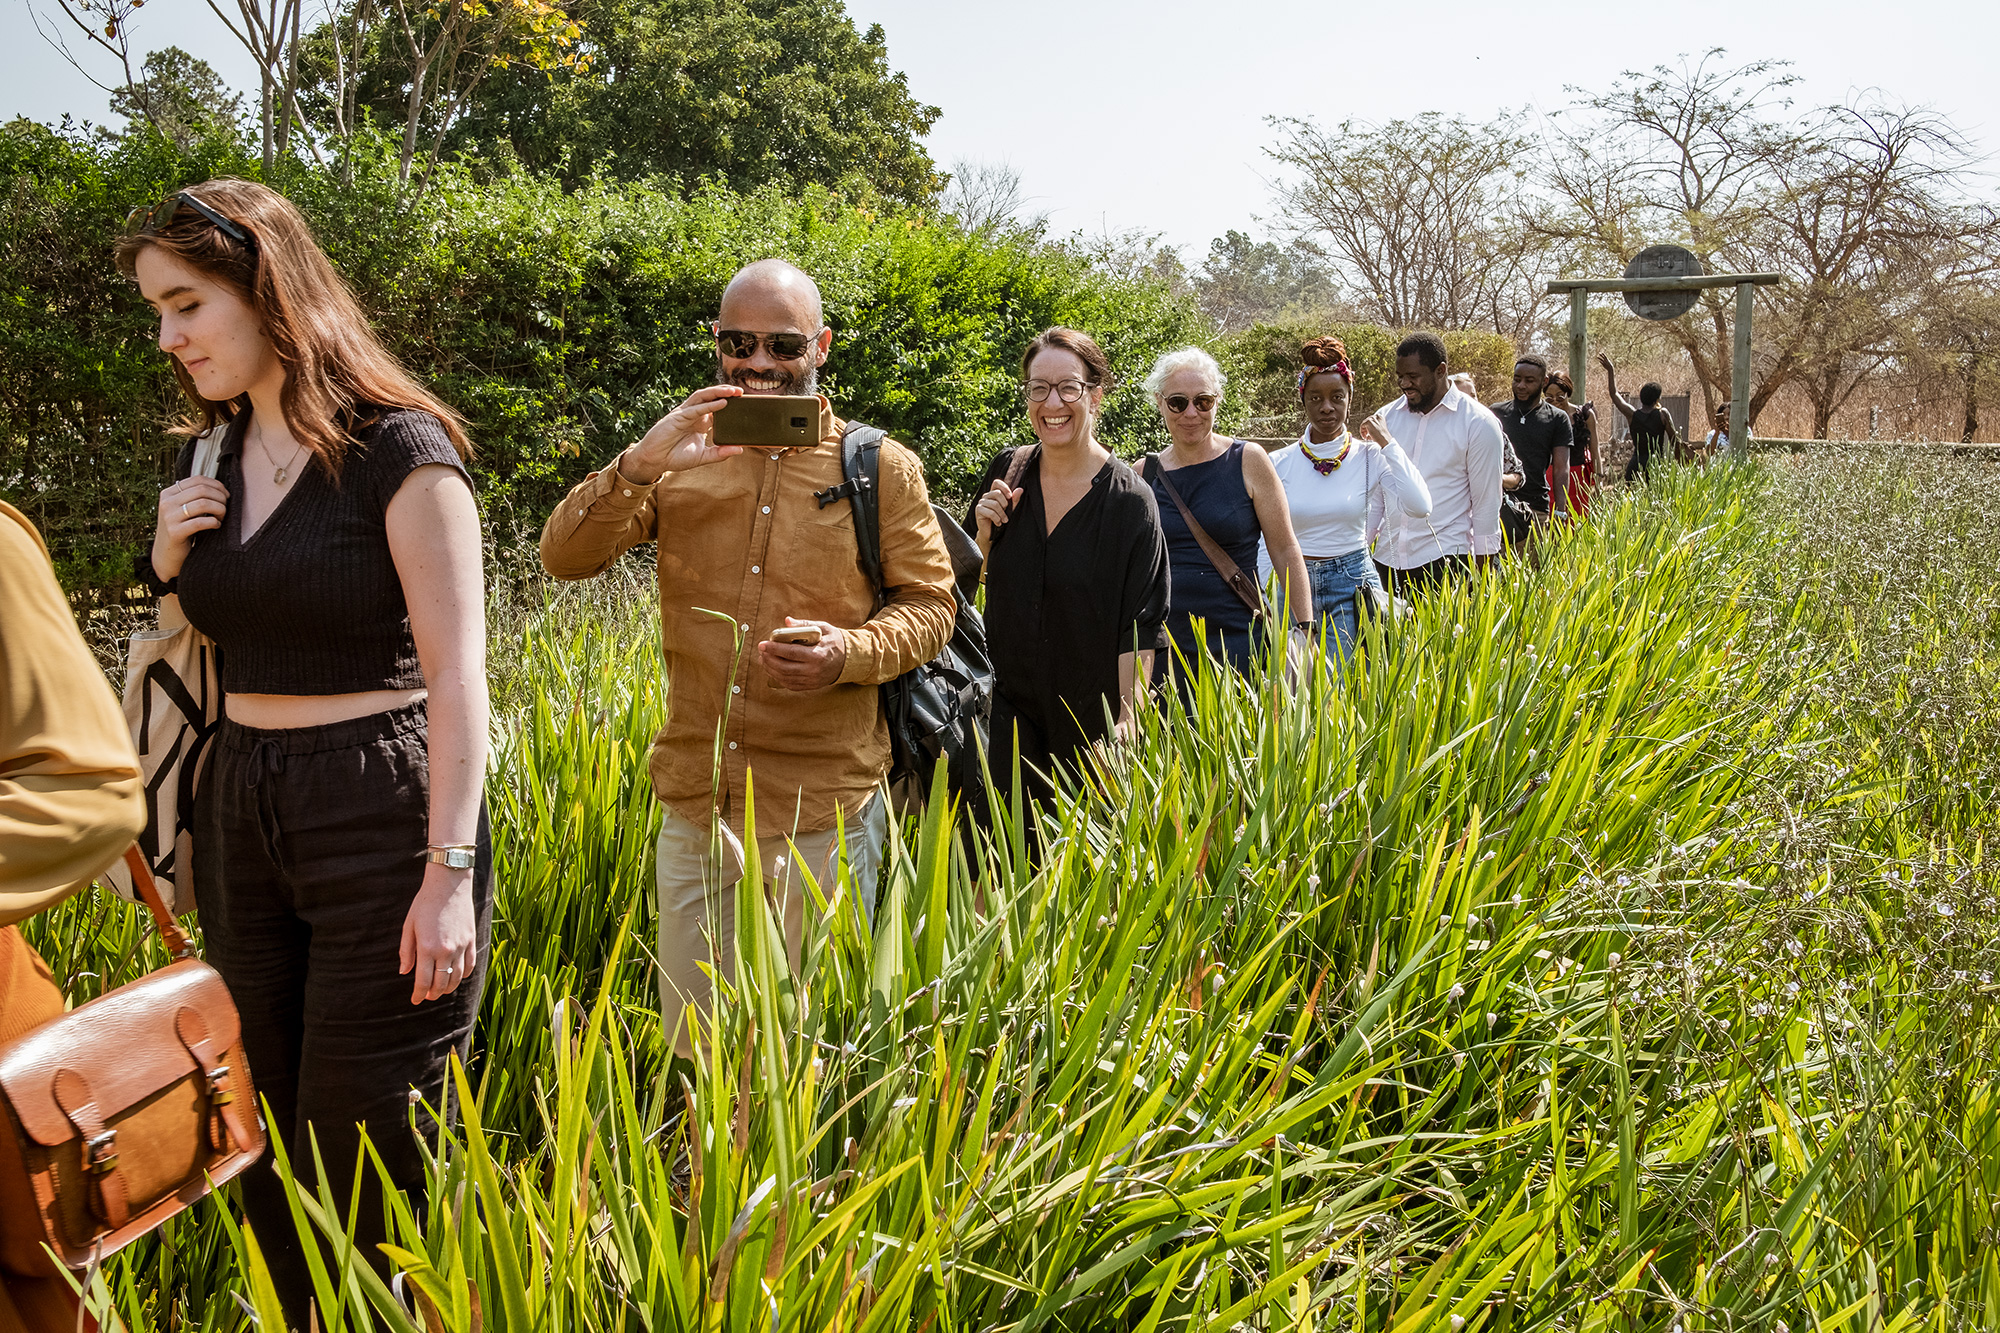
[0,506,145,923]
[539,460,662,580]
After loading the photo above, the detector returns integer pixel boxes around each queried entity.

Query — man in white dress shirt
[1371,333,1505,595]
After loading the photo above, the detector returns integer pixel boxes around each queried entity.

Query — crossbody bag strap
[122,846,198,960]
[1146,454,1265,617]
[1002,443,1038,493]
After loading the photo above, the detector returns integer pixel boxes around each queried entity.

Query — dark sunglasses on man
[125,191,254,247]
[1164,393,1217,415]
[712,326,817,361]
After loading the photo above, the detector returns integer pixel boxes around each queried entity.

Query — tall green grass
[23,456,1998,1330]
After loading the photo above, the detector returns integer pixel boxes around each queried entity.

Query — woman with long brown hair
[118,180,488,1328]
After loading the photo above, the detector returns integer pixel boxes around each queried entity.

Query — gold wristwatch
[426,844,477,870]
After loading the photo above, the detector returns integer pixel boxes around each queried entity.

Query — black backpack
[817,423,993,805]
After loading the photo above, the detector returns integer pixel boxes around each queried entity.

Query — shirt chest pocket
[790,500,873,625]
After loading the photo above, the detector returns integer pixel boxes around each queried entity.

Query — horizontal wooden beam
[1545,273,1782,294]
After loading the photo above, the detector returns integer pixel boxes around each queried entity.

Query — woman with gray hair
[1142,346,1310,687]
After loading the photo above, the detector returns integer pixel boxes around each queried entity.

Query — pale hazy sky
[6,0,1995,256]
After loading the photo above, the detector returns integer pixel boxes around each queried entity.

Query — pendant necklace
[256,417,306,486]
[1300,431,1354,476]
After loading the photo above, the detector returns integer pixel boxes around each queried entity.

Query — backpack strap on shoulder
[828,422,887,603]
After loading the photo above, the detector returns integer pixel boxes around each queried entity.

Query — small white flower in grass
[1450,1317,1465,1332]
[1448,983,1464,1002]
[1607,953,1622,968]
[1307,874,1321,888]
[1486,1012,1499,1030]
[1937,902,1955,917]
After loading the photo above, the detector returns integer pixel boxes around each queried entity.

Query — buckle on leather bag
[205,1065,234,1106]
[85,1130,118,1174]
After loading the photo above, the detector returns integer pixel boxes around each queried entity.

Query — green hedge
[0,122,1204,599]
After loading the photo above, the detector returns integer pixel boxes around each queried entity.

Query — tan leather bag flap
[0,960,241,1146]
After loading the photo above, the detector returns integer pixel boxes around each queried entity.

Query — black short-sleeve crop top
[175,407,473,695]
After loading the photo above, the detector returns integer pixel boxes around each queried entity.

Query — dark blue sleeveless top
[1148,440,1261,677]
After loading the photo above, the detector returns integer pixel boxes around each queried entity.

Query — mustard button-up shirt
[539,398,956,834]
[0,501,145,924]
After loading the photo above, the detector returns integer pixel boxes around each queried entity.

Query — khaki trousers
[655,797,885,1060]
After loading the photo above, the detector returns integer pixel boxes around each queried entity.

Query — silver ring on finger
[181,503,190,518]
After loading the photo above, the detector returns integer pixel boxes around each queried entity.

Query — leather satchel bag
[0,847,263,1269]
[103,429,226,915]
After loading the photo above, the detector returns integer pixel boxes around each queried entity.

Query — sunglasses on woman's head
[713,328,816,361]
[1164,394,1217,415]
[125,191,253,247]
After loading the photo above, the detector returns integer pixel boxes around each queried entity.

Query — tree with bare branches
[1264,111,1555,340]
[1540,52,1999,436]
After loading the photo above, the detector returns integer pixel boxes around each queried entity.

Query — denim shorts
[1305,548,1382,659]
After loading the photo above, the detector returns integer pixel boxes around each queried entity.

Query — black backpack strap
[833,422,887,605]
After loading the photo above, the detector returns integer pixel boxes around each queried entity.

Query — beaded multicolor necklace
[1299,431,1355,476]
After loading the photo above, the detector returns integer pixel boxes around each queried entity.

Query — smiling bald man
[539,259,956,1059]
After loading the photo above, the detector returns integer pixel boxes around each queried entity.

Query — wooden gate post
[1546,269,1781,468]
[1730,283,1754,461]
[1569,288,1588,416]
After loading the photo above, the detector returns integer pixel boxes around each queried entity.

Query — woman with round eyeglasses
[1141,347,1309,687]
[966,327,1169,810]
[1266,338,1430,658]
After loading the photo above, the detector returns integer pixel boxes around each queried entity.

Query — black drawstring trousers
[195,701,491,1330]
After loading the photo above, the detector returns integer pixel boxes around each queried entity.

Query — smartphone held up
[711,395,821,450]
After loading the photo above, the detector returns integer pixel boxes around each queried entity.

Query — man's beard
[717,357,817,396]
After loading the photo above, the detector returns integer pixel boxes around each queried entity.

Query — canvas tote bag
[103,429,224,915]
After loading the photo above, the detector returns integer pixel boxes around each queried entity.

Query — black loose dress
[965,446,1169,803]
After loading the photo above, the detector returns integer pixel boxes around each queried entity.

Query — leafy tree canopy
[414,0,942,204]
[107,47,246,151]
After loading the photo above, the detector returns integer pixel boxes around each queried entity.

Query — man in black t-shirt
[1488,354,1572,532]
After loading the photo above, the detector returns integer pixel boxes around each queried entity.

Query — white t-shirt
[1258,429,1432,579]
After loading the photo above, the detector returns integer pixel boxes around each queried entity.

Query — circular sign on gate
[1624,245,1703,320]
